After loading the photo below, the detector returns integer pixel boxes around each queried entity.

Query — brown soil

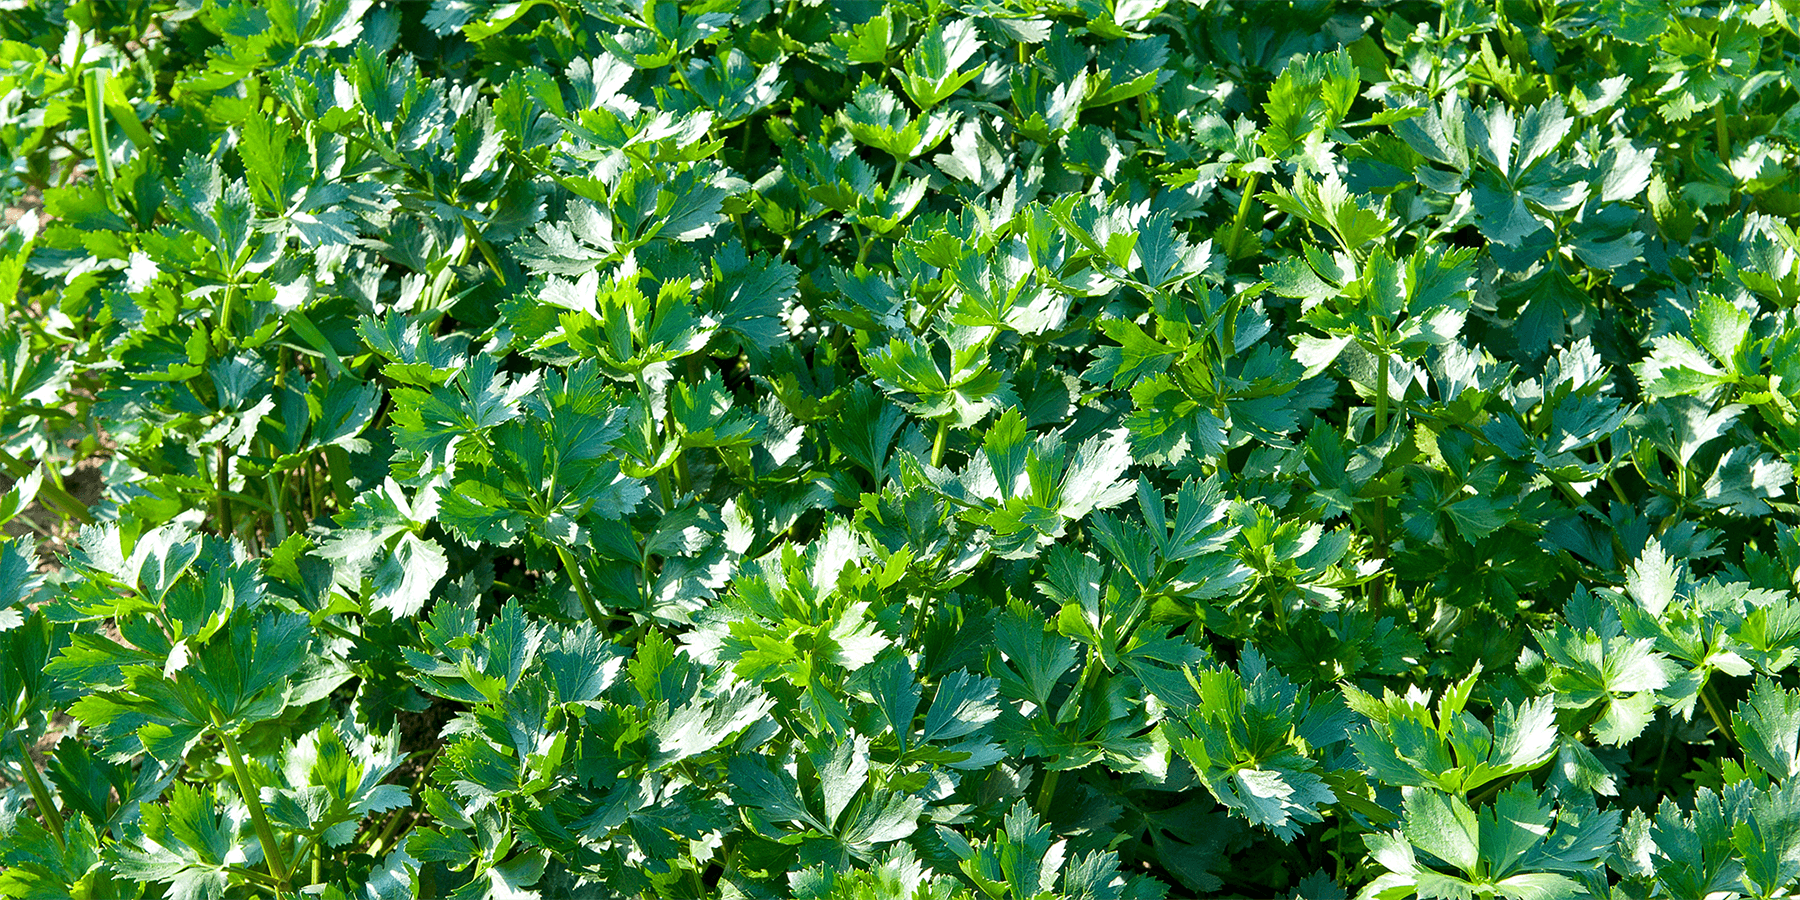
[3,186,42,229]
[392,696,458,781]
[2,456,107,565]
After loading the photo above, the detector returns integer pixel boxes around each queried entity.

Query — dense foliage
[8,0,1800,897]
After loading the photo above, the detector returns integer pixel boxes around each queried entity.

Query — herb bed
[4,1,1800,899]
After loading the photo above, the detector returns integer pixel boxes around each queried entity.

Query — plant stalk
[931,419,949,468]
[673,446,691,496]
[217,444,235,541]
[216,723,291,892]
[1606,471,1631,506]
[367,746,438,856]
[1374,350,1390,437]
[218,284,236,340]
[855,225,873,267]
[1038,656,1102,816]
[325,447,353,510]
[1035,765,1061,816]
[914,288,953,336]
[266,471,288,543]
[1224,172,1260,259]
[226,865,285,888]
[556,545,608,631]
[1715,102,1731,160]
[1467,771,1524,807]
[1552,479,1603,515]
[84,69,115,189]
[10,732,65,847]
[1372,349,1390,553]
[1700,677,1736,746]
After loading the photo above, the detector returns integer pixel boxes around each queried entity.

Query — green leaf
[104,783,242,900]
[1403,788,1479,873]
[865,328,1016,430]
[1261,49,1359,160]
[1346,679,1559,796]
[899,20,986,110]
[0,536,41,633]
[1160,649,1350,841]
[831,11,896,65]
[1735,678,1800,780]
[1691,294,1753,367]
[1262,173,1394,255]
[921,669,1001,744]
[1368,786,1616,900]
[264,718,408,846]
[367,533,448,620]
[729,754,824,832]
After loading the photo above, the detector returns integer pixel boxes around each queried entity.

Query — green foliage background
[4,0,1800,897]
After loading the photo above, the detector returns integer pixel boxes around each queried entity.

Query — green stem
[366,809,408,856]
[218,283,237,339]
[226,865,285,889]
[1373,349,1390,553]
[217,444,235,541]
[908,593,932,645]
[556,546,607,631]
[931,419,949,468]
[286,469,302,526]
[1039,656,1101,816]
[367,747,437,855]
[1700,676,1736,746]
[0,450,91,523]
[216,723,291,892]
[1374,349,1390,437]
[325,447,353,510]
[10,732,64,847]
[1606,470,1631,506]
[1468,759,1544,806]
[639,544,655,612]
[266,470,288,543]
[1715,102,1731,160]
[1552,479,1598,514]
[855,225,872,267]
[913,288,953,336]
[239,878,281,898]
[1650,714,1675,788]
[1224,172,1260,259]
[84,69,115,189]
[1334,819,1346,882]
[1035,766,1061,816]
[461,217,508,288]
[309,462,324,523]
